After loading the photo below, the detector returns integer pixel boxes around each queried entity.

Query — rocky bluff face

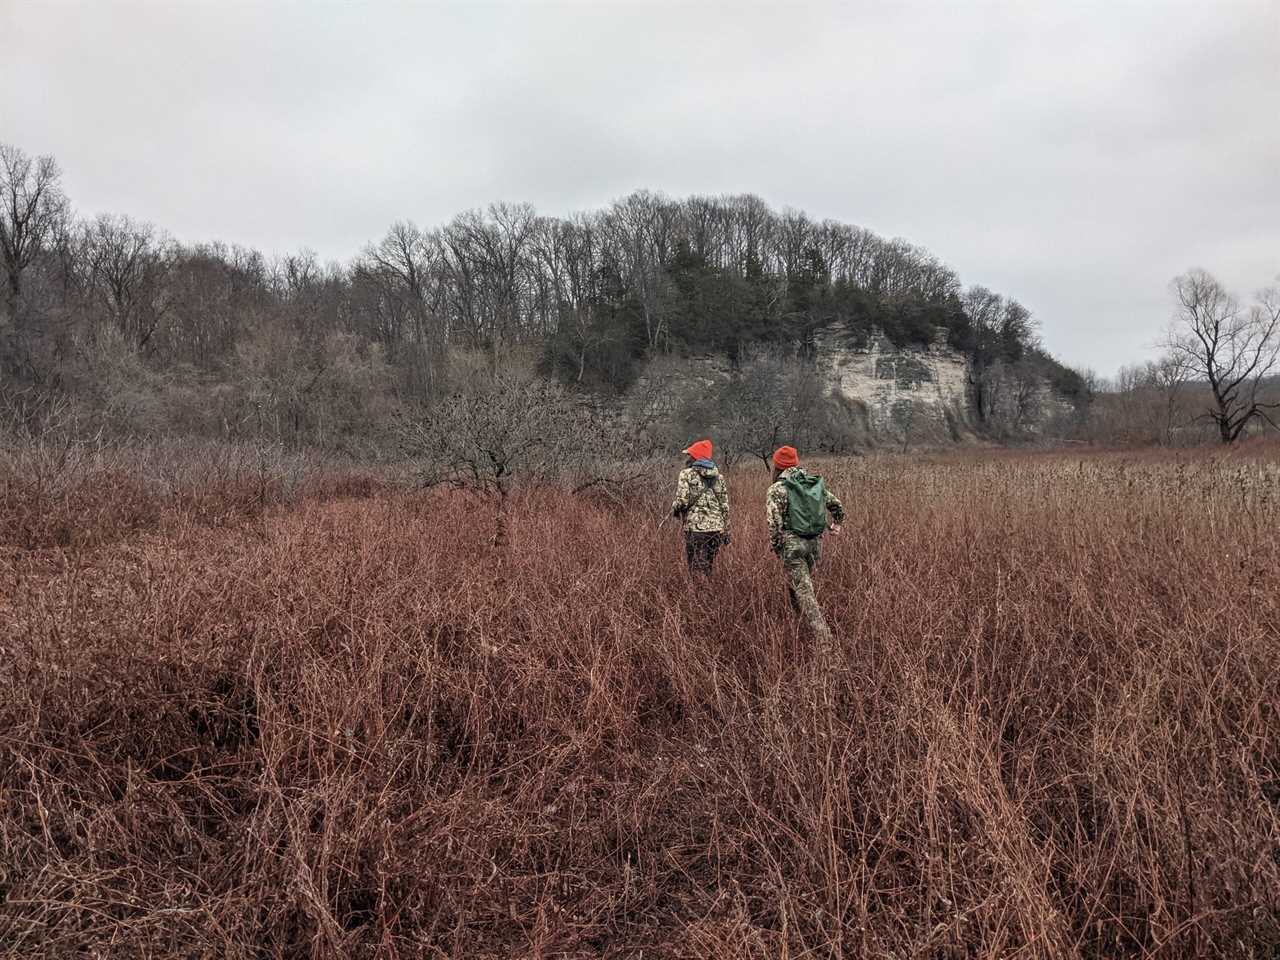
[818,331,1078,443]
[814,331,972,443]
[634,324,1079,449]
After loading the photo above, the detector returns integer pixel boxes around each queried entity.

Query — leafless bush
[0,412,378,548]
[399,371,665,545]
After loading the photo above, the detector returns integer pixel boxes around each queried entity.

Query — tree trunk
[3,269,21,330]
[492,487,508,550]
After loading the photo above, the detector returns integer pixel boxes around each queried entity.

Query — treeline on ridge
[1,143,1082,451]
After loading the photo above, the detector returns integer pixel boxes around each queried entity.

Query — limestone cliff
[813,331,974,443]
[632,324,1080,450]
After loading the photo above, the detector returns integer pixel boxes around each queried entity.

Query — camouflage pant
[684,531,724,575]
[779,534,833,645]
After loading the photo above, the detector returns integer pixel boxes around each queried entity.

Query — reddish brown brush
[1,449,1277,958]
[0,440,393,550]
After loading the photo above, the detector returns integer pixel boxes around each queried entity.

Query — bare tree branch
[1166,270,1280,443]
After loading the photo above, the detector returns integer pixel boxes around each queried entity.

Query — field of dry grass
[2,445,1278,958]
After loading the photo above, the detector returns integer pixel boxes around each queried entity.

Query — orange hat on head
[684,439,713,461]
[772,446,799,470]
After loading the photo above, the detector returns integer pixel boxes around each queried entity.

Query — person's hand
[828,523,842,536]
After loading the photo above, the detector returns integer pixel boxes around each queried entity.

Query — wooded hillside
[1,143,1084,451]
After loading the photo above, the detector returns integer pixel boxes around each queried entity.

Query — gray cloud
[3,0,1277,375]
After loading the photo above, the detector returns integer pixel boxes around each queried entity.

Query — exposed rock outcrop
[814,331,972,444]
[629,324,1080,449]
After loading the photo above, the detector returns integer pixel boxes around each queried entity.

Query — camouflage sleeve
[716,475,730,524]
[824,486,845,525]
[671,469,693,517]
[766,482,787,553]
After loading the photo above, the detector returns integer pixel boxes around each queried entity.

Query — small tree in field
[399,373,572,547]
[1167,269,1280,443]
[400,370,672,548]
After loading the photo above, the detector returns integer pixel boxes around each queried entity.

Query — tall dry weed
[1,448,1277,957]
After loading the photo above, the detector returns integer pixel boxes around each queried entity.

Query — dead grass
[1,447,1277,958]
[0,439,392,550]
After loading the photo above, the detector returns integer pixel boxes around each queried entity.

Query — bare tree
[81,215,175,350]
[400,369,667,546]
[960,285,1004,422]
[1167,269,1280,443]
[891,397,918,453]
[400,373,582,548]
[1008,359,1044,435]
[0,144,70,371]
[1149,353,1192,445]
[714,350,832,466]
[602,191,677,351]
[530,214,618,383]
[359,221,446,397]
[161,242,269,368]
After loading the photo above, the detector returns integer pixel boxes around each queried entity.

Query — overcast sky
[2,0,1277,375]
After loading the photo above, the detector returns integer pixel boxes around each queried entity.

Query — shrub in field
[1,449,1277,958]
[399,371,665,547]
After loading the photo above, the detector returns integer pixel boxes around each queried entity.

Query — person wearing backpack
[765,445,844,644]
[670,439,731,575]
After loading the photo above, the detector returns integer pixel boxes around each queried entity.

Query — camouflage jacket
[766,467,845,553]
[671,465,730,533]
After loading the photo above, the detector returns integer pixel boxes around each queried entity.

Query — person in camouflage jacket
[671,439,730,575]
[765,445,844,644]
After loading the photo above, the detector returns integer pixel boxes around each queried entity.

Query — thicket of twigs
[2,445,1278,958]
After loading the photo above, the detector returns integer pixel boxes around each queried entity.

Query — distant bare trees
[603,191,678,351]
[531,214,625,385]
[4,139,1038,407]
[960,289,1025,407]
[438,203,539,369]
[1132,355,1191,446]
[1084,356,1193,446]
[0,144,70,373]
[4,138,1088,455]
[955,285,1046,436]
[81,215,175,350]
[354,221,446,398]
[1167,269,1280,443]
[714,351,835,466]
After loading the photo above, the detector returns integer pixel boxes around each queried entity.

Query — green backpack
[782,469,828,538]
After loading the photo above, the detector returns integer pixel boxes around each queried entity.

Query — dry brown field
[2,445,1278,958]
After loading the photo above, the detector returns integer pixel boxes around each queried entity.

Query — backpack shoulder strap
[681,471,721,517]
[678,471,708,514]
